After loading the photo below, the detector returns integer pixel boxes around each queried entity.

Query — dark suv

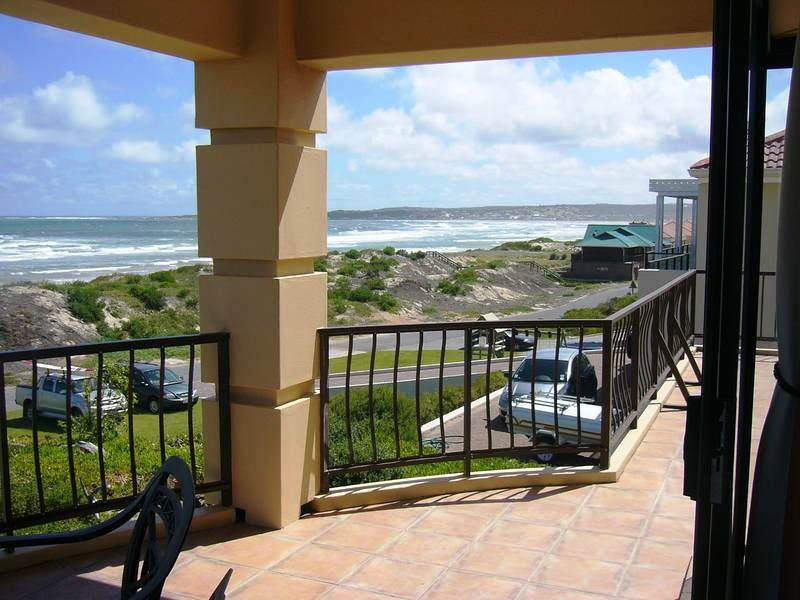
[131,362,199,414]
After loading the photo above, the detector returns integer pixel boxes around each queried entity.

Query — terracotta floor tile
[587,487,659,514]
[504,497,579,524]
[344,556,443,598]
[634,539,693,572]
[520,585,614,599]
[231,571,330,599]
[325,589,398,600]
[165,557,258,599]
[647,515,695,543]
[532,485,594,504]
[552,529,637,564]
[199,531,303,569]
[455,542,543,580]
[314,520,400,552]
[663,477,687,497]
[280,514,341,540]
[613,470,665,492]
[655,495,694,519]
[27,574,120,600]
[481,519,562,551]
[438,499,511,518]
[535,555,624,596]
[1,561,75,600]
[346,506,428,529]
[424,569,524,600]
[411,508,493,539]
[625,456,672,475]
[570,506,647,537]
[274,543,368,583]
[668,461,685,479]
[382,530,470,566]
[619,564,687,599]
[636,442,681,459]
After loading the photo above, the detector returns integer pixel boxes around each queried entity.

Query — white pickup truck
[15,372,126,420]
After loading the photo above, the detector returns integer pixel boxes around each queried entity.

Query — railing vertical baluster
[0,361,13,539]
[438,330,446,454]
[217,334,232,506]
[530,328,538,449]
[552,329,560,444]
[158,347,166,464]
[65,356,78,507]
[30,360,44,513]
[463,329,472,477]
[96,352,108,501]
[187,344,197,483]
[415,331,423,455]
[631,310,641,427]
[127,349,137,494]
[575,328,583,446]
[344,335,354,464]
[319,333,330,493]
[600,322,613,469]
[368,333,377,462]
[506,328,515,448]
[485,329,493,451]
[393,332,400,460]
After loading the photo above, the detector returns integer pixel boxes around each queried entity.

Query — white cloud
[0,72,144,145]
[766,87,789,135]
[109,135,208,164]
[322,59,712,203]
[346,67,393,80]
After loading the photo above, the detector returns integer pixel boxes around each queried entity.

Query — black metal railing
[318,271,697,490]
[695,269,776,342]
[637,244,693,270]
[0,332,231,536]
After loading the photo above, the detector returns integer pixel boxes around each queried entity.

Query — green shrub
[314,257,327,272]
[375,294,398,311]
[329,297,347,316]
[486,259,506,269]
[148,271,176,284]
[337,263,357,277]
[176,288,191,299]
[123,274,144,285]
[366,278,385,290]
[65,284,105,324]
[129,285,166,310]
[548,252,559,260]
[437,279,462,296]
[454,267,478,284]
[121,310,197,338]
[345,249,361,259]
[382,246,396,256]
[361,255,396,277]
[531,244,543,251]
[396,249,408,257]
[347,287,375,303]
[410,251,427,260]
[184,296,198,309]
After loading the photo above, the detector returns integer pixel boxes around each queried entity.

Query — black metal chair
[1,456,214,599]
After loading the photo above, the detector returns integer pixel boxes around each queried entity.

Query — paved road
[328,284,628,357]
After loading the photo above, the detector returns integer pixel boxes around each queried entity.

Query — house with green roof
[571,223,656,280]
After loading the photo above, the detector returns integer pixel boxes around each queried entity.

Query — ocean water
[0,216,599,283]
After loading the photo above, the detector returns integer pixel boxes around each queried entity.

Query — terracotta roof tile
[690,129,785,170]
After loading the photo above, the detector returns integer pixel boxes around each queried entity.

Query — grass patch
[329,349,464,373]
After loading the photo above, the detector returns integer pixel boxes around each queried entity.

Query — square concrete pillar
[229,396,320,527]
[197,143,327,261]
[198,271,326,394]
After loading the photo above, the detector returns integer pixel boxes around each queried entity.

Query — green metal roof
[576,224,657,249]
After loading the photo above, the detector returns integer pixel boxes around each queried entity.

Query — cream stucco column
[194,0,327,529]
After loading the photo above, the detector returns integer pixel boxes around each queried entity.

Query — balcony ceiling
[1,0,796,66]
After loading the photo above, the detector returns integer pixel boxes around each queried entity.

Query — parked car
[501,330,538,351]
[130,362,199,414]
[498,347,599,462]
[15,373,126,420]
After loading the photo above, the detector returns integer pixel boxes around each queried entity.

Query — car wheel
[23,400,32,421]
[148,397,161,414]
[534,435,556,464]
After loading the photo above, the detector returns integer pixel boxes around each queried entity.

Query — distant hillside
[328,204,657,222]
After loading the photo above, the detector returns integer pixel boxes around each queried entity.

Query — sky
[0,15,791,216]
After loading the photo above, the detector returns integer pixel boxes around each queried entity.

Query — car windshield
[513,357,569,383]
[71,378,96,393]
[143,368,182,385]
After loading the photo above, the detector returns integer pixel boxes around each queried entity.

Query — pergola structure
[649,178,699,258]
[0,2,798,598]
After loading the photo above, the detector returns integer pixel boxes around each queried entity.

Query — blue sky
[0,15,790,216]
